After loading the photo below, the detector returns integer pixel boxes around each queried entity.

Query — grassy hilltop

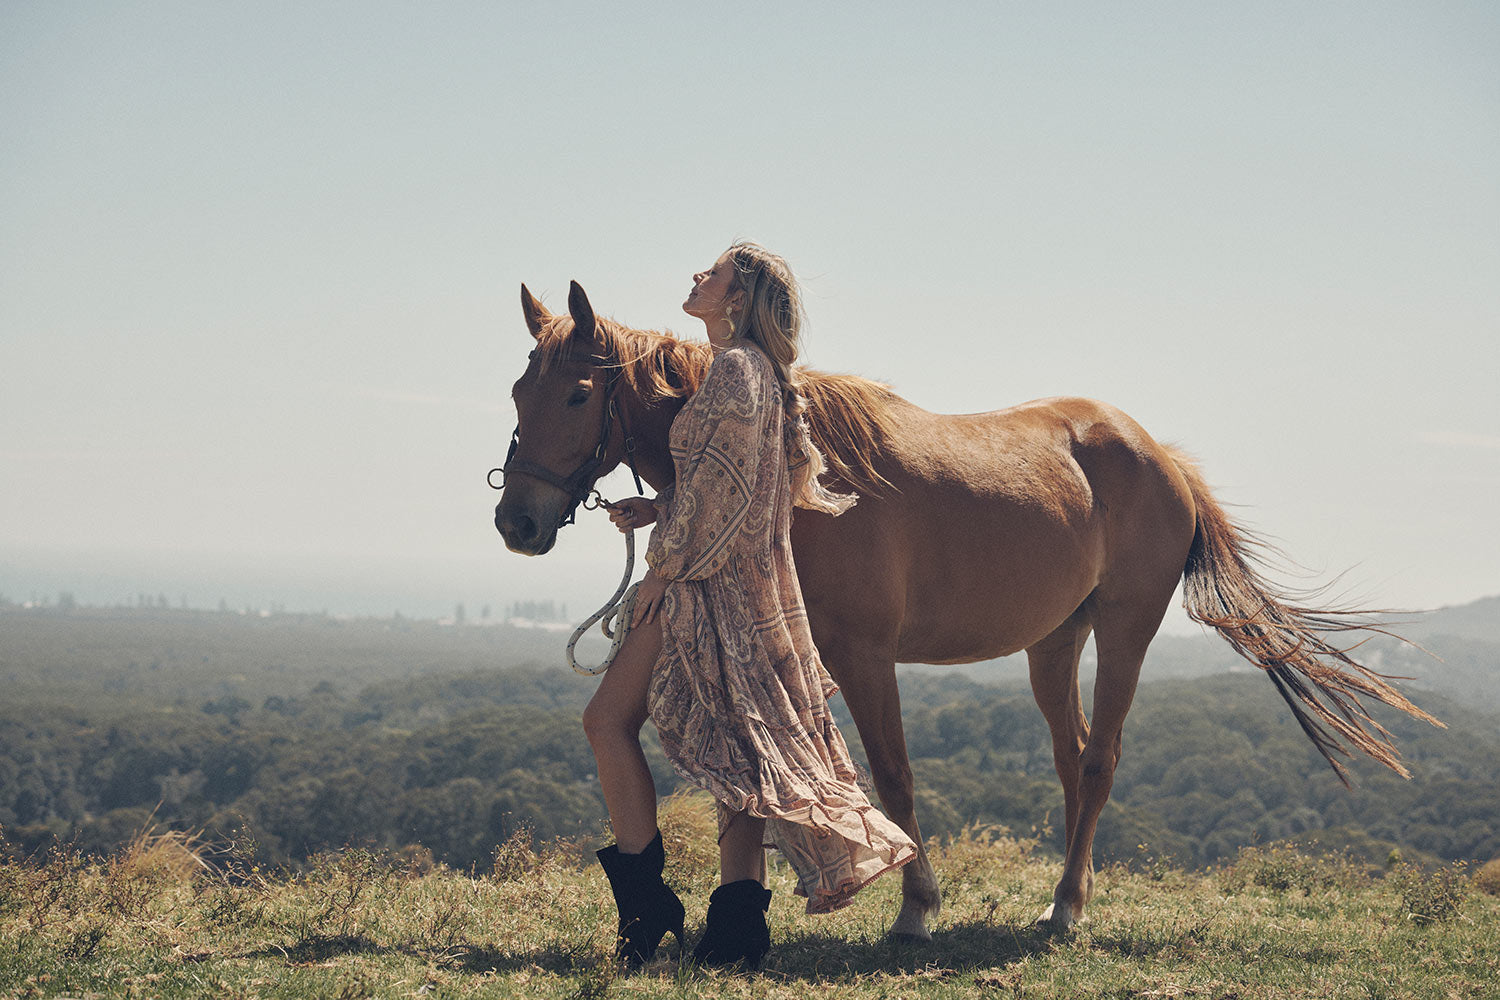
[3,795,1497,1000]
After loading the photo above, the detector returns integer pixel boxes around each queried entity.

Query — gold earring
[725,305,736,335]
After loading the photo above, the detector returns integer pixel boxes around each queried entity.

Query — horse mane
[534,315,900,493]
[798,372,900,493]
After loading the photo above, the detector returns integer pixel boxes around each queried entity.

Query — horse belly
[892,440,1104,663]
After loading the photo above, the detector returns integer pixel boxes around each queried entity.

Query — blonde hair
[725,241,806,417]
[724,241,855,514]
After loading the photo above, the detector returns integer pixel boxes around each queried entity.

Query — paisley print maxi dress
[645,343,917,913]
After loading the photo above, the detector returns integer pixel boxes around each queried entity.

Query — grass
[2,794,1497,999]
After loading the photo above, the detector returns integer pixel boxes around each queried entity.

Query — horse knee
[1079,739,1121,785]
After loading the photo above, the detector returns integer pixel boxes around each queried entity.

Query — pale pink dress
[645,343,916,913]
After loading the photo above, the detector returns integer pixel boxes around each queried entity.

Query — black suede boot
[595,831,685,969]
[691,879,773,970]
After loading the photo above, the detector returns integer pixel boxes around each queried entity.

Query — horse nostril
[514,514,537,543]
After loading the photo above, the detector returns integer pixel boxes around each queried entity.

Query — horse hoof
[888,904,932,941]
[1036,902,1077,932]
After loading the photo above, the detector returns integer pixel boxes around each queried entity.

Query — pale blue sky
[2,2,1497,625]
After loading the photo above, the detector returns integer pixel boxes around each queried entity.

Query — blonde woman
[583,242,916,970]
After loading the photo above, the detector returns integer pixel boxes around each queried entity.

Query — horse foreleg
[1025,608,1093,913]
[1043,602,1157,931]
[827,643,940,940]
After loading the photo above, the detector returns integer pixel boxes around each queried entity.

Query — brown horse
[494,281,1440,938]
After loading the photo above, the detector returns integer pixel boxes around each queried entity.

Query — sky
[2,2,1497,633]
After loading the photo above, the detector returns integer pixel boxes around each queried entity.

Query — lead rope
[566,517,642,676]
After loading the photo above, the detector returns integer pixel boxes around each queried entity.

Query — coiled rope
[566,523,641,676]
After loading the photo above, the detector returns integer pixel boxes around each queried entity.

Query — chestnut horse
[494,281,1439,937]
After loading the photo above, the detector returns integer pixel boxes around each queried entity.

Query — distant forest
[2,604,1497,874]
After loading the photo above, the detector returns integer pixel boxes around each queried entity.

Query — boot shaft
[693,878,773,970]
[595,831,667,907]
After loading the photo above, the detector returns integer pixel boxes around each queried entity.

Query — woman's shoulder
[708,342,775,387]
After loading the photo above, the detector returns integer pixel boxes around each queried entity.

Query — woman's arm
[645,349,766,582]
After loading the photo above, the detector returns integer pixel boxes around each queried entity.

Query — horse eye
[567,391,590,408]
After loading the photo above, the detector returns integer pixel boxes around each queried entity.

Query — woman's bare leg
[581,617,663,854]
[718,810,767,885]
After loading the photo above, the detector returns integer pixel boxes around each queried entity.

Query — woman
[581,241,916,970]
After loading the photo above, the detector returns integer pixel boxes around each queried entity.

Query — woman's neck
[703,318,735,350]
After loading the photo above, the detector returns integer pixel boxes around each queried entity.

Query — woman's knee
[582,694,643,747]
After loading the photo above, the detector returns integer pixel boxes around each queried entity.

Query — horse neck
[614,374,683,495]
[607,328,709,495]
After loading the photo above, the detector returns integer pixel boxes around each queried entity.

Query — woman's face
[683,251,742,321]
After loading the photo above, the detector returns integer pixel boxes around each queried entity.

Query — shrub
[492,826,545,883]
[1390,862,1471,925]
[1221,844,1361,895]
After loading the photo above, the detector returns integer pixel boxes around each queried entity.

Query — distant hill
[898,593,1500,715]
[1405,594,1500,643]
[0,604,607,704]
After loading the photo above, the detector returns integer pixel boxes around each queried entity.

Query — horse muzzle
[494,493,563,556]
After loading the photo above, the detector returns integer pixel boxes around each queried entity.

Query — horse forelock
[532,313,900,493]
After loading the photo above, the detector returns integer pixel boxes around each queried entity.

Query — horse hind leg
[1043,595,1164,931]
[1025,606,1094,923]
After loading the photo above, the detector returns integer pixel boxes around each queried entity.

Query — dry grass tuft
[657,791,721,897]
[116,822,214,883]
[1474,856,1500,897]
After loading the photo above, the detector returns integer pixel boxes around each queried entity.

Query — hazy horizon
[4,541,1495,641]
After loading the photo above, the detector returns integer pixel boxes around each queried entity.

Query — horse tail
[1168,448,1443,784]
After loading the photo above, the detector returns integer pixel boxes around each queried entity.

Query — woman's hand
[607,496,658,534]
[631,568,668,626]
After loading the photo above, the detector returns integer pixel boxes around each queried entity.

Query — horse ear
[567,280,597,348]
[520,284,551,338]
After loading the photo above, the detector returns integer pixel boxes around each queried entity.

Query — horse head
[494,280,620,555]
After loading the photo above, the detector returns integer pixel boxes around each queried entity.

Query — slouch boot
[691,879,773,970]
[595,831,685,969]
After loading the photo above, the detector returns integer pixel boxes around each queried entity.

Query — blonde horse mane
[533,316,900,493]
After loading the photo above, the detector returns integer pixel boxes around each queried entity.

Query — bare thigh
[584,614,662,734]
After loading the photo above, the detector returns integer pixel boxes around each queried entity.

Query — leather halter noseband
[487,350,645,528]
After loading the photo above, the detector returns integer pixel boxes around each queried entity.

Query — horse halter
[488,350,645,529]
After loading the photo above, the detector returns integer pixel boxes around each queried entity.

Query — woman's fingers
[631,589,662,626]
[604,497,655,534]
